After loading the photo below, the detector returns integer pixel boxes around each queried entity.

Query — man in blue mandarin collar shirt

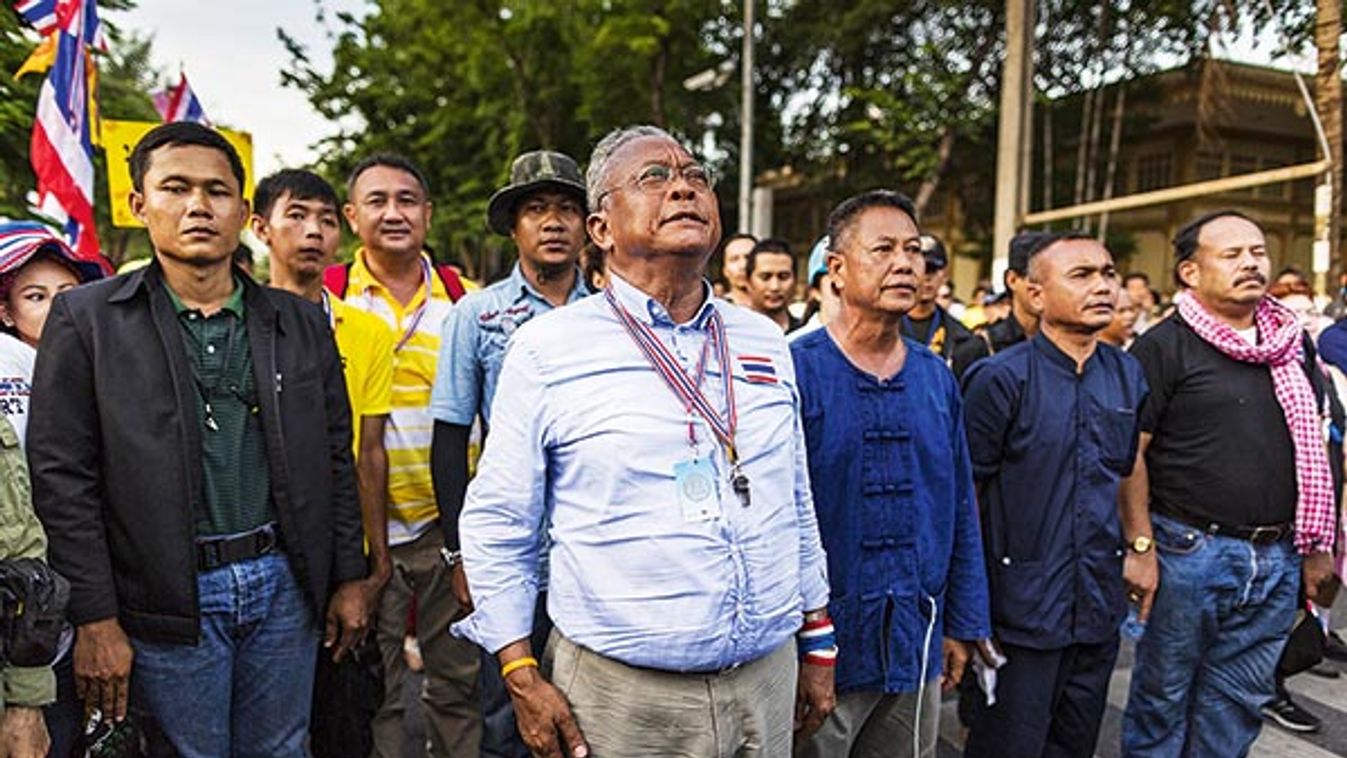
[792,191,990,758]
[961,233,1148,758]
[453,125,833,758]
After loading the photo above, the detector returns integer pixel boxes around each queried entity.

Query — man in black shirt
[1120,210,1335,757]
[977,231,1047,356]
[902,234,987,378]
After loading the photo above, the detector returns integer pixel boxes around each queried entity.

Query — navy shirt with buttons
[962,333,1148,650]
[793,329,990,694]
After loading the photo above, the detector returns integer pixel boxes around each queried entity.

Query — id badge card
[675,455,722,522]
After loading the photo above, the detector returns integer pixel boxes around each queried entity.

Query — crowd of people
[0,118,1344,758]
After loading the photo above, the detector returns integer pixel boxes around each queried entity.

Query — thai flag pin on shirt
[737,355,778,385]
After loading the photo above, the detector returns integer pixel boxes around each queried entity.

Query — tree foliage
[281,0,734,275]
[272,0,1326,274]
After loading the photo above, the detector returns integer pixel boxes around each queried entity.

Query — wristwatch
[440,547,463,568]
[1128,535,1154,554]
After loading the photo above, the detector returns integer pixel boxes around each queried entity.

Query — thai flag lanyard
[603,287,752,507]
[366,256,433,353]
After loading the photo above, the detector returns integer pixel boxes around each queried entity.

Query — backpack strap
[323,260,465,302]
[435,264,467,302]
[322,262,353,299]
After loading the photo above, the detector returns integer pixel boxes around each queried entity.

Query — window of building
[1135,154,1172,192]
[1196,151,1223,182]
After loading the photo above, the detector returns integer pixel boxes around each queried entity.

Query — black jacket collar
[108,259,283,335]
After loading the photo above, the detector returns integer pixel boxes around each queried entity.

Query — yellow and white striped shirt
[338,250,470,545]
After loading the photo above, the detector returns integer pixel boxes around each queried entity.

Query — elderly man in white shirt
[453,125,835,758]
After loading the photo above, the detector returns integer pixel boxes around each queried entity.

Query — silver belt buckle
[1248,525,1282,542]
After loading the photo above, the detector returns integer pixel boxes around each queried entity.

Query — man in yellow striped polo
[335,154,480,758]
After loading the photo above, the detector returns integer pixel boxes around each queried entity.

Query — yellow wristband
[500,656,539,679]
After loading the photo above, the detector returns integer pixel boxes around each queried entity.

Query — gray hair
[585,125,677,208]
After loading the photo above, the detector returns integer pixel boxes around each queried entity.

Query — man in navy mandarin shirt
[961,233,1148,758]
[453,125,833,758]
[793,191,989,758]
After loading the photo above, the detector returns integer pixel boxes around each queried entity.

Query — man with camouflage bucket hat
[430,149,589,758]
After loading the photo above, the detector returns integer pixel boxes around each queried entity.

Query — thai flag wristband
[798,617,838,667]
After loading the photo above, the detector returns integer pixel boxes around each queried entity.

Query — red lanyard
[364,257,433,352]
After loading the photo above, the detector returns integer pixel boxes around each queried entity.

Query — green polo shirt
[166,279,275,537]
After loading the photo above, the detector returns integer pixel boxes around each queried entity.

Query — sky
[108,1,1298,180]
[110,0,367,176]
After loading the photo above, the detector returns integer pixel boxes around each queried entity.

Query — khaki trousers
[794,685,940,758]
[371,527,482,758]
[547,632,797,758]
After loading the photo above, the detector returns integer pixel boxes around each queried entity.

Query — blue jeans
[130,553,320,758]
[1121,513,1300,758]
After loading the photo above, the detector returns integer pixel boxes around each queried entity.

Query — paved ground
[937,597,1347,758]
[399,609,1347,758]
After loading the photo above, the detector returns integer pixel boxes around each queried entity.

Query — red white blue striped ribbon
[603,286,739,461]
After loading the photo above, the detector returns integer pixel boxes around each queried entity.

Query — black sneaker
[1262,694,1322,733]
[1325,630,1347,663]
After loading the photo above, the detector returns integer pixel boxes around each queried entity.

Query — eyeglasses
[596,162,716,205]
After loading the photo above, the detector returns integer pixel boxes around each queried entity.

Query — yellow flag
[13,35,56,81]
[86,55,101,147]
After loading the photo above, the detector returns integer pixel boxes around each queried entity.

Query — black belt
[197,524,280,571]
[1167,511,1294,545]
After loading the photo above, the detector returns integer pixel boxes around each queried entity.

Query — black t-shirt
[902,308,991,381]
[1130,315,1297,527]
[906,313,936,345]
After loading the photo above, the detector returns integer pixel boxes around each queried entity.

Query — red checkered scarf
[1175,292,1335,554]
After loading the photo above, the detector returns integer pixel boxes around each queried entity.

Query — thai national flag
[13,0,106,49]
[28,0,101,261]
[154,73,211,126]
[13,0,57,35]
[737,355,778,384]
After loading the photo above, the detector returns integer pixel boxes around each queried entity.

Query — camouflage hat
[486,150,587,236]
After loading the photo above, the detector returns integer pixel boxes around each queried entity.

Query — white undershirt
[0,333,35,446]
[1234,325,1258,346]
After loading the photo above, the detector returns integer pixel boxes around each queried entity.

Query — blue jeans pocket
[1152,514,1205,556]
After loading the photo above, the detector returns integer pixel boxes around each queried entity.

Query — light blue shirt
[452,272,830,671]
[430,264,589,426]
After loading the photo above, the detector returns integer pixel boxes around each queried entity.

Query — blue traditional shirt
[430,263,588,426]
[962,333,1148,650]
[452,273,830,671]
[792,329,990,694]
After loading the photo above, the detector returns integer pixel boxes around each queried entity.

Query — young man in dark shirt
[745,238,803,333]
[901,234,987,379]
[977,231,1046,355]
[28,122,367,757]
[1120,210,1336,757]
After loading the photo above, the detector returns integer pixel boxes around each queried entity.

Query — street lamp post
[739,0,755,234]
[992,0,1033,289]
